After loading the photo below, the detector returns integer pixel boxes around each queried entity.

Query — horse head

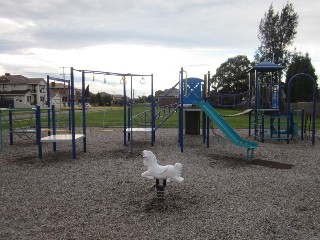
[142,150,157,167]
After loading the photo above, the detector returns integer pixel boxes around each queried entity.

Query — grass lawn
[1,105,319,130]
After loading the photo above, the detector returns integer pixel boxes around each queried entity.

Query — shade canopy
[247,61,285,73]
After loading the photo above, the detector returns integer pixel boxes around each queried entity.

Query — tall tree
[85,85,90,101]
[211,55,252,94]
[96,92,102,106]
[285,52,318,102]
[255,2,298,66]
[102,94,113,106]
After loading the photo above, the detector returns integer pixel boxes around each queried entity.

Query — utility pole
[59,66,69,80]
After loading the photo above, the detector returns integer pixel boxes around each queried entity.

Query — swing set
[71,68,155,153]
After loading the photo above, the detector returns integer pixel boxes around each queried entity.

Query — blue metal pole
[202,75,206,143]
[9,105,13,145]
[123,76,127,146]
[179,68,184,152]
[36,105,42,158]
[287,112,291,144]
[81,70,87,152]
[312,81,316,145]
[254,71,258,140]
[52,104,56,151]
[261,113,264,143]
[277,115,280,141]
[301,108,305,140]
[278,70,282,111]
[46,75,51,134]
[127,105,131,141]
[70,67,76,159]
[206,71,210,148]
[68,81,71,132]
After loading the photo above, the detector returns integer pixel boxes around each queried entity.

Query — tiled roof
[0,74,45,85]
[161,88,179,97]
[0,75,29,84]
[28,78,46,84]
[50,82,68,89]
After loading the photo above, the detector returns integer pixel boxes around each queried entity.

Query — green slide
[195,101,258,160]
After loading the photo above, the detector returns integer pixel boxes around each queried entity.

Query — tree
[211,55,252,94]
[155,90,164,99]
[285,52,318,102]
[90,94,98,106]
[85,85,90,101]
[102,94,113,106]
[255,2,298,66]
[96,92,102,106]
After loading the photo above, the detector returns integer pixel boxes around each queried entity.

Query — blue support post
[46,75,51,134]
[312,90,316,145]
[36,105,42,159]
[68,81,71,133]
[277,115,280,141]
[261,114,264,143]
[301,109,305,140]
[9,105,13,145]
[123,76,127,146]
[81,71,87,153]
[127,104,131,141]
[70,67,76,159]
[52,104,57,151]
[254,71,258,140]
[179,68,184,152]
[202,111,206,143]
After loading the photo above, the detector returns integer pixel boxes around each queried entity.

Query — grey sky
[0,0,319,92]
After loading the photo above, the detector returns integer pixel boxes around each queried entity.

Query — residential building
[48,82,82,108]
[158,88,179,107]
[0,73,46,108]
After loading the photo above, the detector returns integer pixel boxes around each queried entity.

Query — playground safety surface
[0,128,319,239]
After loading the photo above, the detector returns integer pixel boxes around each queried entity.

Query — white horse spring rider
[141,150,184,183]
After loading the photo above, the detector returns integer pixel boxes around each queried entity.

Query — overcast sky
[1,0,319,95]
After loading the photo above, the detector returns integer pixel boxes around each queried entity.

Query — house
[113,94,125,106]
[49,82,82,107]
[0,73,47,108]
[157,88,179,107]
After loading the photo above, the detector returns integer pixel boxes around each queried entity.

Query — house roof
[161,88,179,97]
[28,78,46,84]
[0,74,45,85]
[113,94,124,99]
[50,82,68,89]
[0,74,29,84]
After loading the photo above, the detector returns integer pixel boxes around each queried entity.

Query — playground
[0,64,319,239]
[0,127,319,239]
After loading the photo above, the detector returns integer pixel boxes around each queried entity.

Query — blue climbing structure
[178,67,258,160]
[246,62,316,144]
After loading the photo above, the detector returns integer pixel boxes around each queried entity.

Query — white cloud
[0,0,319,92]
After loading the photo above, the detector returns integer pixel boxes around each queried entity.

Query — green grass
[1,106,319,131]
